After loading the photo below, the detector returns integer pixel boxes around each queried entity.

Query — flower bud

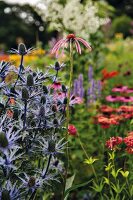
[1,189,10,200]
[22,87,29,100]
[18,43,27,55]
[13,109,19,120]
[43,85,48,94]
[40,96,46,104]
[0,132,8,148]
[62,85,67,93]
[48,140,56,153]
[52,105,57,112]
[55,61,60,71]
[53,118,58,126]
[39,106,45,117]
[27,74,34,86]
[63,97,67,104]
[28,177,36,187]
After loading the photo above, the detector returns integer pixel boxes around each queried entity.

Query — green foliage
[112,15,132,37]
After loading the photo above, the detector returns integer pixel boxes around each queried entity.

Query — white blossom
[35,0,109,39]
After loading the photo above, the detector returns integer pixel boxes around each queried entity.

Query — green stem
[77,132,89,159]
[62,40,74,200]
[66,39,74,134]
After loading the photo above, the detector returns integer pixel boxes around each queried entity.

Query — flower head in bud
[43,85,48,94]
[62,85,67,93]
[27,74,34,86]
[39,137,66,156]
[10,43,35,55]
[22,87,29,100]
[39,106,45,117]
[48,140,56,153]
[1,189,10,200]
[0,132,8,148]
[52,105,57,112]
[50,62,65,71]
[28,177,36,187]
[0,181,20,200]
[40,96,46,104]
[53,119,59,127]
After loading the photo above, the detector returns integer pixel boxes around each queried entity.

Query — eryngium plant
[0,44,69,199]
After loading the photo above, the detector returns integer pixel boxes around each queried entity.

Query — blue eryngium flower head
[38,137,67,156]
[10,43,35,56]
[0,181,21,200]
[0,128,20,154]
[19,173,43,193]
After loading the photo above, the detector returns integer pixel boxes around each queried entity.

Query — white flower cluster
[36,0,109,39]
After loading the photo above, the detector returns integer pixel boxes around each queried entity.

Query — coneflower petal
[51,39,65,54]
[75,39,81,54]
[76,37,92,51]
[51,39,68,54]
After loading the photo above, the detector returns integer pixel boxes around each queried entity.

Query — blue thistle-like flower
[9,43,35,56]
[0,181,21,200]
[0,128,21,154]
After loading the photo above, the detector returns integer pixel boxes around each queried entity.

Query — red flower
[68,124,77,136]
[51,33,92,56]
[124,136,133,147]
[125,147,133,154]
[106,136,123,150]
[100,105,114,114]
[102,69,119,80]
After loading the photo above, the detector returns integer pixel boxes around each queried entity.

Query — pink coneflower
[120,96,133,103]
[53,92,83,105]
[106,95,122,102]
[51,33,92,56]
[112,86,128,93]
[126,88,133,93]
[50,82,62,90]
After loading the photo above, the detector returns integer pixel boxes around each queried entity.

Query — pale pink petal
[74,39,81,54]
[76,37,92,51]
[52,39,68,55]
[51,39,64,53]
[51,39,67,54]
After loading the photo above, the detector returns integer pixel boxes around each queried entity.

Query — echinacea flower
[106,95,122,102]
[105,136,123,150]
[120,96,133,103]
[112,85,128,93]
[51,33,92,56]
[50,82,62,90]
[68,124,77,136]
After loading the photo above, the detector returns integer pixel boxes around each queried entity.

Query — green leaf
[64,174,75,200]
[64,179,92,199]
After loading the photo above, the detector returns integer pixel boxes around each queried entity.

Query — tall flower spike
[51,34,92,56]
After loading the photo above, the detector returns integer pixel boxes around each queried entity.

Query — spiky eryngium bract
[0,44,69,199]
